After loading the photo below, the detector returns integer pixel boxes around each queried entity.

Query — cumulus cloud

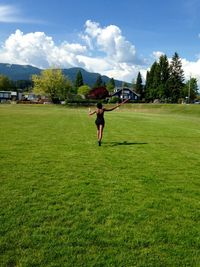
[83,20,136,63]
[0,20,199,85]
[0,20,144,82]
[181,58,200,82]
[0,29,87,69]
[77,20,144,81]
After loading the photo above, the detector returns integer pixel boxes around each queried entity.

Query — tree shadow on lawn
[104,141,148,147]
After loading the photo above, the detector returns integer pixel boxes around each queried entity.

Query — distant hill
[0,63,125,87]
[0,63,41,81]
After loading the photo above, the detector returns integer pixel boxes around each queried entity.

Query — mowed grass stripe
[0,104,199,267]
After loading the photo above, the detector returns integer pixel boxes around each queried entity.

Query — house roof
[112,87,140,97]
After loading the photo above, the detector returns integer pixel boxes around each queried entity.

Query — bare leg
[97,129,99,141]
[98,125,104,146]
[98,125,103,141]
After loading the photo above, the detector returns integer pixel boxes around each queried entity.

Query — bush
[108,96,120,103]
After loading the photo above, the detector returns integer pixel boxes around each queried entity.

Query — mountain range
[0,63,125,87]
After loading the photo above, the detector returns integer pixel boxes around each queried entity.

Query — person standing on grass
[88,99,128,146]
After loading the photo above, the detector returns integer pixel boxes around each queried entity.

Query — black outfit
[95,111,105,129]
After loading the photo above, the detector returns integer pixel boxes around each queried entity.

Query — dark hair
[97,103,103,109]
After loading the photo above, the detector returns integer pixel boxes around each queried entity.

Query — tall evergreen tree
[159,55,170,99]
[152,62,161,99]
[135,72,143,98]
[145,62,161,101]
[93,74,103,88]
[144,70,150,101]
[75,70,84,88]
[168,52,184,102]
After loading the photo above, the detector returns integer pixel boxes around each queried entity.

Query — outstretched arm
[104,103,120,112]
[88,108,96,116]
[104,99,129,112]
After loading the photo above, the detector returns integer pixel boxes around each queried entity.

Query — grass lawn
[0,104,200,267]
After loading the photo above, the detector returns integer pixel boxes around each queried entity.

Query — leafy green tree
[106,78,115,92]
[32,69,71,103]
[14,80,33,92]
[168,52,185,102]
[75,70,84,88]
[123,82,130,87]
[183,77,198,102]
[0,75,14,91]
[77,85,90,98]
[135,72,143,98]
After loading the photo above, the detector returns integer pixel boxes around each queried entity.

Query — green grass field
[0,104,200,267]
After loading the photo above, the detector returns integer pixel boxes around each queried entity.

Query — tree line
[134,52,199,103]
[0,69,116,103]
[32,69,116,103]
[0,76,33,92]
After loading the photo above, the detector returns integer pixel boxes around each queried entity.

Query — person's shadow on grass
[104,141,148,147]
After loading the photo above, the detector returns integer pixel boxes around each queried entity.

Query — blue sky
[0,0,200,83]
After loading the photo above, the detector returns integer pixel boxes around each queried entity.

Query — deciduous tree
[32,69,71,103]
[183,77,198,102]
[77,85,90,98]
[88,87,109,99]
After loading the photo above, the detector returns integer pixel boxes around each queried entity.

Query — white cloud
[0,20,199,86]
[181,58,200,82]
[103,63,147,83]
[0,4,20,23]
[83,20,136,63]
[77,55,111,73]
[152,51,165,60]
[77,20,142,81]
[0,29,87,69]
[0,21,143,82]
[84,20,101,38]
[0,4,43,24]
